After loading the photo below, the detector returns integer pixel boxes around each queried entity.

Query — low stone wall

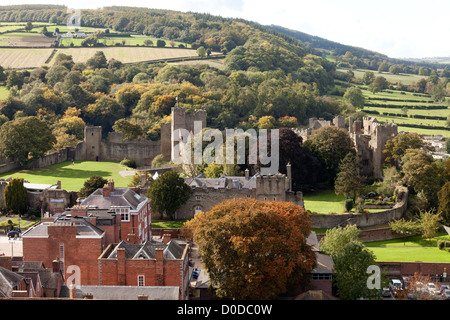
[310,186,408,229]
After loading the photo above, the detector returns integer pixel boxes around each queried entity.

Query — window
[196,195,201,201]
[312,274,333,280]
[114,207,130,221]
[194,206,203,215]
[138,275,145,286]
[246,194,251,198]
[59,242,65,273]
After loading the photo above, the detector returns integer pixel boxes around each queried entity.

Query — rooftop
[80,187,148,211]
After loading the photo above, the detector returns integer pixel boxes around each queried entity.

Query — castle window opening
[195,195,201,201]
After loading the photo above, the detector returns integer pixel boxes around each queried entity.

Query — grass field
[340,68,429,86]
[0,86,9,100]
[0,160,134,191]
[364,233,450,262]
[60,35,191,49]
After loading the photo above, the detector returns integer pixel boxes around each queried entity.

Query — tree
[6,70,24,90]
[204,162,223,178]
[438,181,450,224]
[4,177,28,214]
[112,119,143,140]
[389,218,421,246]
[418,210,442,245]
[156,39,166,48]
[333,241,380,300]
[304,126,355,185]
[182,198,316,299]
[25,21,33,31]
[78,175,108,198]
[84,93,125,133]
[368,76,388,94]
[147,171,191,219]
[197,46,206,58]
[400,149,442,206]
[383,132,433,167]
[334,152,365,201]
[362,71,375,85]
[343,87,365,109]
[318,224,360,259]
[86,51,108,69]
[0,116,56,165]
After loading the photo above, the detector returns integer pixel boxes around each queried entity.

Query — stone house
[172,166,303,220]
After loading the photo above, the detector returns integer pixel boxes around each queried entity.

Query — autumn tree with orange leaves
[182,198,316,299]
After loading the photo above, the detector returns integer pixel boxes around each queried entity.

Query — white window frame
[138,275,145,286]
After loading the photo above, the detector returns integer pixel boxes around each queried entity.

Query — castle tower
[84,126,102,161]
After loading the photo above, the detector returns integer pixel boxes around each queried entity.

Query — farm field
[340,68,429,86]
[0,32,54,47]
[0,160,134,191]
[0,48,54,69]
[0,46,217,69]
[60,34,191,48]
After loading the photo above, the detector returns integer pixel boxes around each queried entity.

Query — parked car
[427,282,438,295]
[443,290,450,300]
[382,288,391,297]
[389,279,403,294]
[192,269,200,280]
[439,285,449,295]
[7,231,20,239]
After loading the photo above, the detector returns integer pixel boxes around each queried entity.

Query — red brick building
[22,216,105,285]
[80,180,152,242]
[98,235,190,300]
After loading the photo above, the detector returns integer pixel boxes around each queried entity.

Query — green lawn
[152,220,188,229]
[364,233,450,262]
[0,160,135,191]
[60,35,191,48]
[304,190,347,213]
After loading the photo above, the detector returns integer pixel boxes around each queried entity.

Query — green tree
[400,149,442,206]
[182,198,316,299]
[86,51,108,69]
[204,162,224,178]
[156,39,166,48]
[0,116,56,165]
[197,46,206,58]
[4,177,28,214]
[343,86,365,109]
[388,218,421,245]
[147,171,191,219]
[112,119,143,140]
[6,70,24,90]
[78,175,108,198]
[334,152,365,201]
[383,132,433,167]
[318,224,360,259]
[438,181,450,224]
[419,210,442,245]
[362,71,375,85]
[304,126,355,185]
[333,241,380,300]
[25,21,33,32]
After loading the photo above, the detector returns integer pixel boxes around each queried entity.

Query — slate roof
[0,266,25,297]
[106,239,186,260]
[184,173,259,190]
[80,188,147,211]
[60,285,179,300]
[22,216,104,238]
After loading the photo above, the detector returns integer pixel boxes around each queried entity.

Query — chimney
[108,179,114,191]
[102,184,110,197]
[71,205,88,216]
[155,248,164,260]
[245,169,249,180]
[52,258,60,273]
[83,293,94,300]
[117,247,126,260]
[162,233,171,244]
[69,284,77,299]
[57,180,61,189]
[138,294,149,300]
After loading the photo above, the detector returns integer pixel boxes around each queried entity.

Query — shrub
[120,158,136,168]
[344,199,354,212]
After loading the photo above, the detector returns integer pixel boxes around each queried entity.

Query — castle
[295,115,398,179]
